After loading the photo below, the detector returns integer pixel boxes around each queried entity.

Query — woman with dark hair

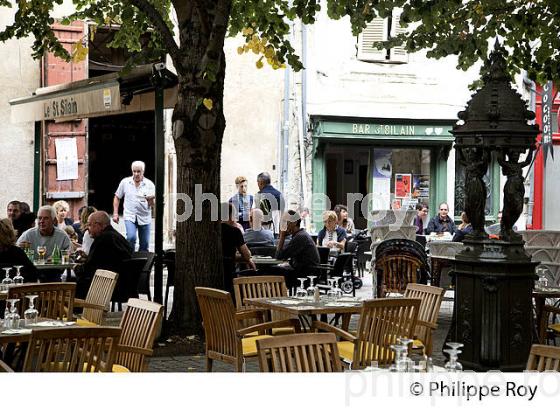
[453,212,473,242]
[0,218,37,282]
[333,204,355,235]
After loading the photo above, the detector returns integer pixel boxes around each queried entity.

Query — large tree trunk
[169,4,229,335]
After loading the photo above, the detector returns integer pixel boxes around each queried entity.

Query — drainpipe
[298,23,308,207]
[282,67,290,194]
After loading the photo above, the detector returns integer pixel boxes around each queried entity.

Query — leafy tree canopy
[0,0,557,84]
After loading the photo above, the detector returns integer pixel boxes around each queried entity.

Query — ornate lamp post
[450,42,540,371]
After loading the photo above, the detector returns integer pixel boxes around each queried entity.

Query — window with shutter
[356,17,387,62]
[356,9,408,64]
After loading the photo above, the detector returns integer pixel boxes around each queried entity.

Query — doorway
[88,112,155,213]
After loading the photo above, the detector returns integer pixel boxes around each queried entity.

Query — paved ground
[135,270,454,372]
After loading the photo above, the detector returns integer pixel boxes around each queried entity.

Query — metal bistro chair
[111,257,147,312]
[135,251,156,301]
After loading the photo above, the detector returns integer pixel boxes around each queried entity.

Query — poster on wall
[55,138,79,180]
[412,174,430,198]
[373,149,392,178]
[392,198,402,210]
[395,173,412,198]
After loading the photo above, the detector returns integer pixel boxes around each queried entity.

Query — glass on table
[306,275,317,299]
[24,295,39,326]
[13,265,24,285]
[1,267,13,289]
[5,299,20,329]
[61,250,70,264]
[444,349,463,372]
[36,246,47,264]
[331,276,343,299]
[326,279,337,301]
[389,344,408,372]
[295,278,307,298]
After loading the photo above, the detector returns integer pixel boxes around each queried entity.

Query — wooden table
[251,257,284,266]
[246,296,362,330]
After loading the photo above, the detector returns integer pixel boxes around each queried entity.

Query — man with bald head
[74,211,132,298]
[243,208,274,245]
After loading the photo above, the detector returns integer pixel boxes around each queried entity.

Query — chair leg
[206,357,213,372]
[235,358,245,372]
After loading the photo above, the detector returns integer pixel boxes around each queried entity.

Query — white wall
[0,7,40,211]
[220,36,284,201]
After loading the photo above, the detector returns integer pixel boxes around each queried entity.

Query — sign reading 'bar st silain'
[542,81,554,166]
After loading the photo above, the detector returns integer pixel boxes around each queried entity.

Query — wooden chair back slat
[526,344,560,371]
[352,298,420,369]
[114,298,164,372]
[82,270,118,324]
[403,284,445,355]
[257,333,342,372]
[23,326,121,372]
[8,283,75,320]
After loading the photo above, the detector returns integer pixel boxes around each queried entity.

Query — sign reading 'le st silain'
[43,97,78,120]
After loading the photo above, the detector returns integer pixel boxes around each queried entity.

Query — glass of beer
[36,245,47,265]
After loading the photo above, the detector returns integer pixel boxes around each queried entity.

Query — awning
[10,64,178,123]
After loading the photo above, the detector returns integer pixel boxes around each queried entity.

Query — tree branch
[128,0,180,65]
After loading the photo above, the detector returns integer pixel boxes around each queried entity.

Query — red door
[42,21,88,220]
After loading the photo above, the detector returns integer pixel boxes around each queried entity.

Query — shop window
[372,148,430,210]
[356,9,408,63]
[454,155,494,219]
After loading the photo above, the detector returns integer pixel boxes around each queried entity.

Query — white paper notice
[55,138,79,180]
[372,178,391,209]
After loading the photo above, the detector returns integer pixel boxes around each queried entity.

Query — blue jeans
[125,220,150,251]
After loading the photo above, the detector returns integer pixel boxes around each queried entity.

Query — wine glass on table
[1,267,13,291]
[306,276,317,299]
[5,299,20,329]
[295,278,307,298]
[326,279,337,301]
[13,265,24,285]
[331,277,343,299]
[36,246,47,265]
[24,295,39,326]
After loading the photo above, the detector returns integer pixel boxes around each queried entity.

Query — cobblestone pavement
[143,272,454,372]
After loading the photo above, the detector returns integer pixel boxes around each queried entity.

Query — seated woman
[53,200,74,230]
[72,206,97,255]
[453,212,473,242]
[334,204,355,236]
[0,218,37,282]
[317,210,347,254]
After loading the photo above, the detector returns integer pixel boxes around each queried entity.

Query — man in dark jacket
[75,211,132,298]
[255,172,285,233]
[426,202,457,235]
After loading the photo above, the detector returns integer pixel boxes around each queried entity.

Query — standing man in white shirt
[112,160,155,251]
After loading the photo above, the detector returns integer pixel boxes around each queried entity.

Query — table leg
[341,314,351,331]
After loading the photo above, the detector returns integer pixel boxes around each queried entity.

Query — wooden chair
[313,298,420,369]
[22,326,122,372]
[233,275,288,311]
[195,287,301,372]
[75,269,118,326]
[526,344,560,371]
[8,282,75,320]
[256,333,342,372]
[113,298,164,372]
[375,253,423,297]
[404,283,445,356]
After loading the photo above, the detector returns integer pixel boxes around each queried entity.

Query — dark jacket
[317,226,347,245]
[426,215,457,235]
[453,224,473,242]
[276,229,320,275]
[256,185,285,226]
[75,225,132,298]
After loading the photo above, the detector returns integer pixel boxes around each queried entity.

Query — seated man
[426,202,457,235]
[222,203,256,293]
[74,211,132,299]
[243,209,274,245]
[17,205,71,256]
[269,210,320,291]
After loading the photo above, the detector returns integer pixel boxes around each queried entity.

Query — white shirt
[81,230,94,255]
[115,176,155,225]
